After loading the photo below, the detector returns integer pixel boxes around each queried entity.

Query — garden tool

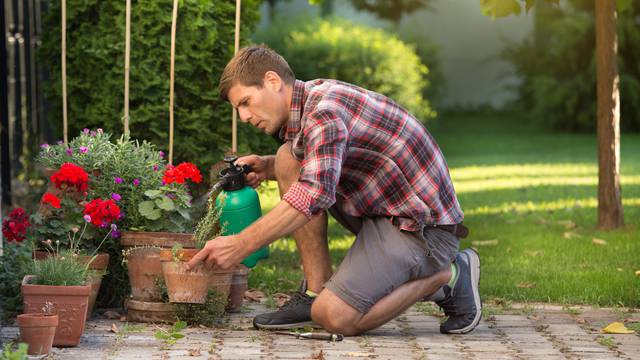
[275,331,344,342]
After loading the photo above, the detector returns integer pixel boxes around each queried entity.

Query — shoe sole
[253,320,322,330]
[446,248,482,334]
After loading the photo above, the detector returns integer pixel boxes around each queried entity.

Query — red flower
[41,192,61,209]
[1,207,31,243]
[83,198,121,227]
[50,163,89,192]
[162,162,202,185]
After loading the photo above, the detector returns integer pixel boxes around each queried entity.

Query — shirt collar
[279,79,306,141]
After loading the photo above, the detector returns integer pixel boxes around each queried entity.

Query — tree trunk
[595,0,624,229]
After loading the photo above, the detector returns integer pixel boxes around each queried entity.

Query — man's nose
[237,108,251,123]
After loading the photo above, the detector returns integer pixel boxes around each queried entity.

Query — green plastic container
[216,156,269,268]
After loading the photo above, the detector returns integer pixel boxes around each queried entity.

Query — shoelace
[281,291,314,310]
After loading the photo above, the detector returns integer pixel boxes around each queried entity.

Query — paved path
[2,302,639,359]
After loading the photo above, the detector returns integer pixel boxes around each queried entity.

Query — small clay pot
[17,313,58,355]
[126,247,163,302]
[227,265,249,312]
[159,249,208,303]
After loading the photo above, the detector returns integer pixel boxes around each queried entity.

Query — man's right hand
[236,155,272,188]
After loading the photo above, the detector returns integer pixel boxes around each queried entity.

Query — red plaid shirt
[281,79,463,231]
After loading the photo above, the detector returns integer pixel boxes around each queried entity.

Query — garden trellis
[61,0,245,162]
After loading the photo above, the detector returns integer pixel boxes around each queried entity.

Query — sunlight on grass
[465,197,640,216]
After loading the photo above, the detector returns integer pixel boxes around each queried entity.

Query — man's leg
[311,268,451,336]
[253,142,332,329]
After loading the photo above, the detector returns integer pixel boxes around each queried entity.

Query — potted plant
[17,302,58,355]
[22,202,119,347]
[159,197,233,304]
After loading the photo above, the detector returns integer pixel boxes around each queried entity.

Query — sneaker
[436,248,482,334]
[253,281,319,330]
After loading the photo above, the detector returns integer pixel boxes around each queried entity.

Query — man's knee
[274,142,300,185]
[311,289,363,336]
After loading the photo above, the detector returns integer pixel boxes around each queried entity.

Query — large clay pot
[32,252,109,318]
[125,247,163,301]
[17,313,58,355]
[21,275,91,347]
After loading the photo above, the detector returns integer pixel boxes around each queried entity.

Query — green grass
[249,112,640,307]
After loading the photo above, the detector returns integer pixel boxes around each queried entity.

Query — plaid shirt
[281,79,463,231]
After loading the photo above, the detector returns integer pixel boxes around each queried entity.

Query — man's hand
[236,155,272,188]
[186,235,249,271]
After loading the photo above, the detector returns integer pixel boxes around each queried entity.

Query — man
[187,45,481,336]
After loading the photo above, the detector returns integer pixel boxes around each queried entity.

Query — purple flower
[79,146,88,154]
[111,230,121,238]
[66,148,73,156]
[165,193,176,199]
[40,143,49,149]
[153,165,159,171]
[83,128,90,134]
[90,131,96,137]
[133,178,140,186]
[110,223,118,231]
[159,151,165,158]
[83,215,92,223]
[111,193,121,202]
[114,177,123,184]
[97,128,103,134]
[57,140,64,145]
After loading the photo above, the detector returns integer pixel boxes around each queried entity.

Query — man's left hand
[186,235,248,270]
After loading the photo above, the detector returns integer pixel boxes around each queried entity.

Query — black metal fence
[1,0,52,211]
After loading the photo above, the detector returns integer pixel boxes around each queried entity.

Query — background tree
[480,0,629,229]
[349,0,433,27]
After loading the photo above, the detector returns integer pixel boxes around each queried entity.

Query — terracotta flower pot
[125,247,163,301]
[21,275,91,347]
[227,265,249,312]
[17,313,58,355]
[32,252,109,318]
[125,299,176,323]
[120,231,196,248]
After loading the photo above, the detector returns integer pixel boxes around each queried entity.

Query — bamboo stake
[61,0,68,146]
[123,0,131,136]
[169,0,178,165]
[232,0,241,154]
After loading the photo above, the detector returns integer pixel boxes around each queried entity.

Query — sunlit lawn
[249,112,640,307]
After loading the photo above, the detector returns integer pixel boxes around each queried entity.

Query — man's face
[227,72,289,135]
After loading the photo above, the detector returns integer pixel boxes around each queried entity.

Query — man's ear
[264,71,283,92]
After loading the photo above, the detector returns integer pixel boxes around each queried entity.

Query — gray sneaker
[436,248,482,334]
[253,281,321,330]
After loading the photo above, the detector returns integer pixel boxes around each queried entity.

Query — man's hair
[218,45,295,101]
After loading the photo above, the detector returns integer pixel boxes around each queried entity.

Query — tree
[349,0,433,26]
[480,0,628,229]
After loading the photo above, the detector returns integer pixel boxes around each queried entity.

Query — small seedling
[0,343,28,360]
[626,322,640,332]
[562,305,582,316]
[154,320,187,347]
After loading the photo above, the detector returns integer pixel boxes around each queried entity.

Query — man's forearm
[238,199,310,254]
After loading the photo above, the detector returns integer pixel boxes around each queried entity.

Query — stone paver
[1,303,639,359]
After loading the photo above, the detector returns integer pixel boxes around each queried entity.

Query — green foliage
[36,129,115,171]
[174,290,227,326]
[502,0,640,132]
[39,0,272,170]
[154,320,187,347]
[137,186,192,232]
[349,0,433,24]
[0,343,28,360]
[255,17,435,121]
[193,196,224,249]
[27,249,90,286]
[0,242,32,322]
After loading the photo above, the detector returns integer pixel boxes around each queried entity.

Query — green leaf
[171,333,185,339]
[154,330,169,340]
[139,201,162,220]
[480,0,522,18]
[177,207,191,220]
[617,0,632,12]
[155,197,175,211]
[144,190,162,198]
[173,320,187,331]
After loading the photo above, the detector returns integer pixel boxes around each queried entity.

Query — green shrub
[502,0,640,132]
[0,242,32,322]
[255,17,435,121]
[40,0,275,171]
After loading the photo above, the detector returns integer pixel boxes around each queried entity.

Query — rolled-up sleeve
[282,109,348,218]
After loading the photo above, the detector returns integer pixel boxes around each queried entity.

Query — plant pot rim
[121,231,195,248]
[17,313,59,327]
[21,275,92,295]
[159,248,200,262]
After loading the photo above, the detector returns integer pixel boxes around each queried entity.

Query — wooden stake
[61,0,68,146]
[124,0,131,137]
[232,0,241,154]
[169,0,178,165]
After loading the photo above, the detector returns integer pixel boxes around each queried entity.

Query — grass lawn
[249,112,640,308]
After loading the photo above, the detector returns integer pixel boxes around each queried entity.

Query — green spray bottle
[215,156,269,268]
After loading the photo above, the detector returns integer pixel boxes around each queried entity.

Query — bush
[39,0,276,171]
[255,17,436,121]
[502,0,640,132]
[0,242,32,322]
